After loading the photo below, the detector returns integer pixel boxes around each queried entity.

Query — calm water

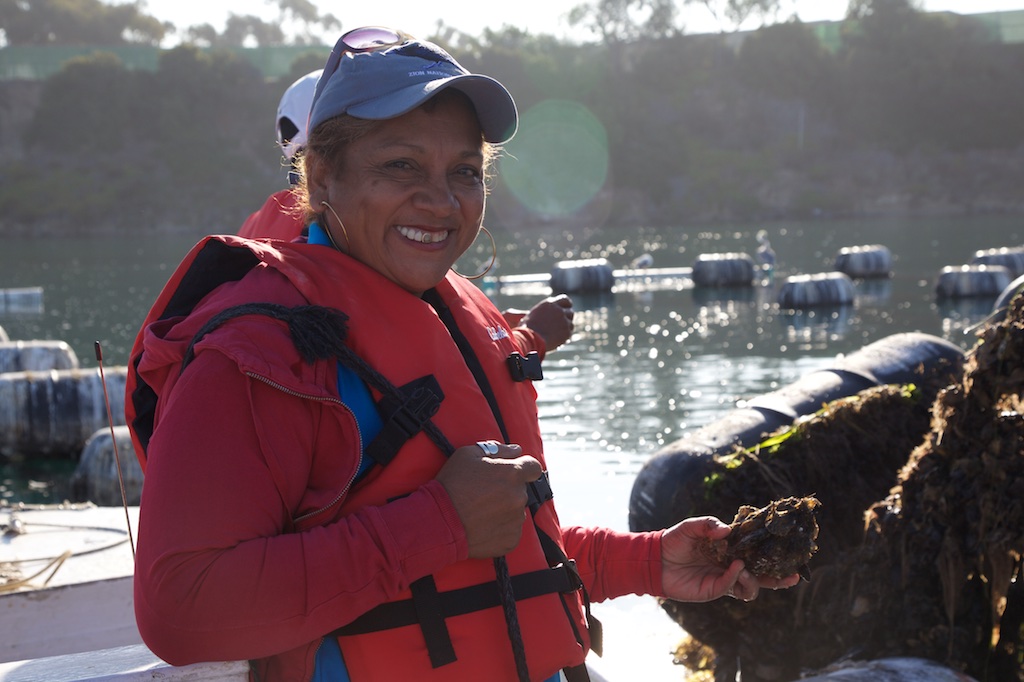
[0,214,1017,508]
[1,215,1017,678]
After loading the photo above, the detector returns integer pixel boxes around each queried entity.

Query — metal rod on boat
[95,341,136,560]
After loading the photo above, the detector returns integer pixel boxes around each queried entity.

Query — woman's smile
[396,225,451,245]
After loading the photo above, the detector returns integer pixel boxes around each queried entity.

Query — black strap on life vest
[422,289,535,680]
[408,575,457,668]
[421,289,513,442]
[364,375,444,467]
[421,289,595,682]
[181,303,350,372]
[332,563,582,637]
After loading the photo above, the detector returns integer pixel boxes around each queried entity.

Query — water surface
[1,214,1017,678]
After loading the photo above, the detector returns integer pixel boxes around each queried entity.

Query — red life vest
[320,273,590,681]
[126,236,593,681]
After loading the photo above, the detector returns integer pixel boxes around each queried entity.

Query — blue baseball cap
[308,35,518,144]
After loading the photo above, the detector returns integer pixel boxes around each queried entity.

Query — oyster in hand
[700,495,821,581]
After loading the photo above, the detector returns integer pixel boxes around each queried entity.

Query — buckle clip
[507,351,543,382]
[391,386,440,436]
[560,559,584,592]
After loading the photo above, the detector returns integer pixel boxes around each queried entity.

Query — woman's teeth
[397,226,449,244]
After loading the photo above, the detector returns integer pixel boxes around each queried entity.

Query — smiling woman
[123,25,799,682]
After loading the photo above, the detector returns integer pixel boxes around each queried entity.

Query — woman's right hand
[436,442,542,558]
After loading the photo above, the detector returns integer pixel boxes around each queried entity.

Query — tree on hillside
[275,0,340,45]
[837,0,1024,150]
[180,0,340,47]
[468,27,604,109]
[845,0,922,19]
[737,20,836,108]
[26,51,138,153]
[185,15,285,47]
[567,0,784,39]
[568,0,679,44]
[681,0,782,31]
[0,0,168,45]
[17,43,279,228]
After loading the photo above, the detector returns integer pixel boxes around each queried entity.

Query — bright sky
[144,0,1024,45]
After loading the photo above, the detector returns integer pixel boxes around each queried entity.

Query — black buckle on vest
[506,351,543,382]
[365,375,443,467]
[526,471,553,513]
[560,559,584,593]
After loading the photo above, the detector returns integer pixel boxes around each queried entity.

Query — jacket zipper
[246,371,362,526]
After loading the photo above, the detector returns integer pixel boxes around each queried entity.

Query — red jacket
[127,236,662,681]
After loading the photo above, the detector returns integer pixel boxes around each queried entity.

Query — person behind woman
[238,68,323,241]
[126,27,797,682]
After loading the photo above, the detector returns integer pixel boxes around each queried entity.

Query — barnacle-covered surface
[838,291,1024,680]
[698,496,820,581]
[661,295,1024,682]
[655,299,1024,679]
[660,372,955,681]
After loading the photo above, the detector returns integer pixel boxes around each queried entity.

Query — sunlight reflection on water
[1,215,1019,678]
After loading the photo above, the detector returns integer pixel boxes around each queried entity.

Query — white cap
[276,69,323,161]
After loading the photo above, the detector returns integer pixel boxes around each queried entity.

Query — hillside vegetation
[2,0,1024,235]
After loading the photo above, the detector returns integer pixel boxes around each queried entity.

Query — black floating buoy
[550,258,615,293]
[691,252,756,288]
[985,273,1024,326]
[0,340,80,373]
[934,264,1012,299]
[970,246,1024,279]
[0,286,44,315]
[777,272,856,308]
[834,244,893,279]
[0,366,128,458]
[71,425,143,505]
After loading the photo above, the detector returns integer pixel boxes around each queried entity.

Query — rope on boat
[0,513,131,593]
[0,550,73,593]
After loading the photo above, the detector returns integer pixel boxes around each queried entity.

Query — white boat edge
[0,643,614,682]
[0,644,249,682]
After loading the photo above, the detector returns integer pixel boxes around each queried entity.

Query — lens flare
[500,99,609,219]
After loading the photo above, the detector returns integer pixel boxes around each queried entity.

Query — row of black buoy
[546,243,1024,312]
[547,244,893,309]
[0,304,137,506]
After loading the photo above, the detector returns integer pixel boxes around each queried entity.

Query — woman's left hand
[660,516,801,603]
[518,294,575,352]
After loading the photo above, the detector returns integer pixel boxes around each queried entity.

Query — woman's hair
[291,89,500,226]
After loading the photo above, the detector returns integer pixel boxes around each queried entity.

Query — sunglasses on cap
[311,26,418,109]
[337,26,413,53]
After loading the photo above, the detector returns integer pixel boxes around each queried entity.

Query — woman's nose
[413,177,460,214]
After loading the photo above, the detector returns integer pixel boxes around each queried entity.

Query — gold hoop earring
[452,226,496,280]
[320,200,351,253]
